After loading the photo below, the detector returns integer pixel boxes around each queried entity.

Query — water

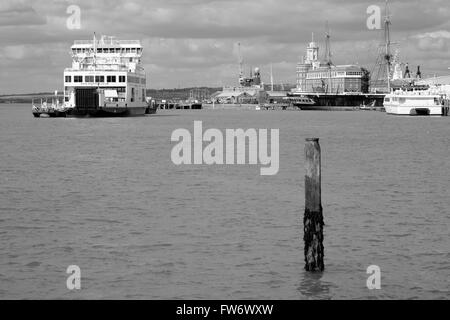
[0,104,449,299]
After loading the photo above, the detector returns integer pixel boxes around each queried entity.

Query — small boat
[359,100,376,110]
[286,96,316,109]
[32,99,68,118]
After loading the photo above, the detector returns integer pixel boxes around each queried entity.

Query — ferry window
[107,76,116,82]
[142,89,145,102]
[74,76,83,82]
[95,76,105,83]
[119,76,126,82]
[131,88,135,102]
[126,48,131,53]
[85,76,94,82]
[65,76,72,83]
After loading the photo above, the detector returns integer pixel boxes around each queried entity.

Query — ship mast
[93,32,97,72]
[324,21,333,93]
[324,21,332,67]
[270,63,274,92]
[384,0,392,92]
[238,42,244,80]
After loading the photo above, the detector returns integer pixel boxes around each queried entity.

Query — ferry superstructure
[63,35,149,117]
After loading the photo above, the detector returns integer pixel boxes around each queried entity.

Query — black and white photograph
[0,0,449,309]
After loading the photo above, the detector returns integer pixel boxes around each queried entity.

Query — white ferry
[384,87,450,116]
[63,34,153,117]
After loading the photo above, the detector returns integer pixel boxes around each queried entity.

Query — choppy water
[0,104,449,299]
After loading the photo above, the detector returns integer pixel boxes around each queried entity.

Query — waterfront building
[295,35,367,94]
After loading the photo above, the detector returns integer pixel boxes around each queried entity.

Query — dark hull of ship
[70,88,156,117]
[68,106,152,117]
[295,94,386,110]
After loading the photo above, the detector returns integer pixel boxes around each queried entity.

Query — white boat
[383,88,449,116]
[32,95,68,118]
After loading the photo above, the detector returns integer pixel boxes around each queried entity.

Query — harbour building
[295,34,367,94]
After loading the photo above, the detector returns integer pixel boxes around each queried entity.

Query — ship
[63,34,155,117]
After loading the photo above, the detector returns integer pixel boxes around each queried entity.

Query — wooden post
[304,138,324,272]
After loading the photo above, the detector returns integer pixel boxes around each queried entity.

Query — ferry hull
[68,106,147,117]
[384,105,444,116]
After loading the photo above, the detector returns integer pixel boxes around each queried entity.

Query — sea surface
[0,104,449,299]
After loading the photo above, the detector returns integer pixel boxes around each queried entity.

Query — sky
[0,0,449,93]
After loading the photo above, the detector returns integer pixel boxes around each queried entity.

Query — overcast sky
[1,0,449,93]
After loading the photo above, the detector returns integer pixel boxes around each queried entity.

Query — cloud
[0,0,46,26]
[411,30,450,52]
[0,0,450,93]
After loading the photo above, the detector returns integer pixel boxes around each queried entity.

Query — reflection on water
[299,272,332,300]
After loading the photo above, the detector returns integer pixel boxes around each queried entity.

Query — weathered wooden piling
[304,138,324,272]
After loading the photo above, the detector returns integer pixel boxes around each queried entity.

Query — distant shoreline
[0,87,223,104]
[0,85,297,104]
